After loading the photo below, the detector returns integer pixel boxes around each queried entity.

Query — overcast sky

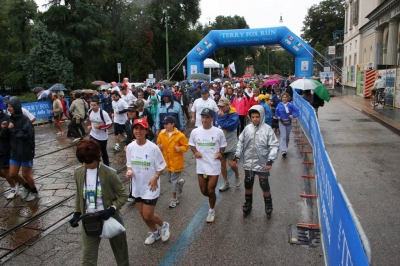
[35,0,322,37]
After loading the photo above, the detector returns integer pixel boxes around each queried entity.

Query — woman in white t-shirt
[189,108,227,223]
[125,118,170,245]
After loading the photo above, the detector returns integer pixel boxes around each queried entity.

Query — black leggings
[237,115,246,136]
[90,136,109,166]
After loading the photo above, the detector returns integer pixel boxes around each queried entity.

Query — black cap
[200,108,215,117]
[162,116,176,124]
[201,89,209,94]
[127,104,138,111]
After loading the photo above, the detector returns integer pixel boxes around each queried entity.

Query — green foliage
[17,91,37,103]
[24,21,74,89]
[301,0,345,48]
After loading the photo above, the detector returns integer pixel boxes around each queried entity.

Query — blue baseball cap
[201,89,209,94]
[162,116,176,124]
[4,95,10,100]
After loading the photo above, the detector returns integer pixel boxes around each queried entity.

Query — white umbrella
[289,78,320,91]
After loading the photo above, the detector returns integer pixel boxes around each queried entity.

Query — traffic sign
[117,63,121,74]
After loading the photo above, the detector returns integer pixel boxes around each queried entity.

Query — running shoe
[56,131,63,135]
[114,144,121,151]
[235,176,241,187]
[206,210,215,223]
[144,232,161,245]
[169,199,179,208]
[282,152,287,158]
[6,189,18,200]
[160,222,170,241]
[127,197,135,202]
[219,182,230,192]
[20,188,30,199]
[73,137,81,143]
[25,192,38,202]
[177,179,185,194]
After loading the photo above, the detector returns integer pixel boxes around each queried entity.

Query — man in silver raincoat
[234,105,279,218]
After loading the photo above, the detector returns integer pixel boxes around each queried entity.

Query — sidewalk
[339,94,400,135]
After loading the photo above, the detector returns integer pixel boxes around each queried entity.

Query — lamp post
[165,6,170,79]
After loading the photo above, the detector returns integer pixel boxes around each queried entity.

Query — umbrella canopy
[264,79,280,86]
[187,73,210,80]
[37,89,51,100]
[242,74,252,79]
[92,80,107,85]
[31,87,44,93]
[160,80,173,86]
[98,84,111,90]
[49,83,66,91]
[291,78,330,102]
[82,89,94,94]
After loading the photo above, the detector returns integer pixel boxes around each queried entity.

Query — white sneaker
[144,232,161,245]
[25,192,38,202]
[177,179,185,194]
[113,144,121,151]
[219,182,230,192]
[169,198,179,208]
[235,176,241,187]
[6,189,18,200]
[206,210,215,223]
[160,222,170,241]
[56,131,63,135]
[73,137,81,143]
[127,197,134,202]
[21,188,30,199]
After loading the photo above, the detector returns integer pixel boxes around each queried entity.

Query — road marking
[159,168,233,265]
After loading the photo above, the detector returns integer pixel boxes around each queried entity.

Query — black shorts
[134,197,158,206]
[114,123,125,135]
[221,152,235,161]
[245,169,270,177]
[53,113,62,120]
[0,155,10,169]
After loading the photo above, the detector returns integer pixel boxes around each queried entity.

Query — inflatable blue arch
[187,26,314,78]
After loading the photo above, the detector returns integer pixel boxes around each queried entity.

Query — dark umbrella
[161,80,174,86]
[92,80,107,85]
[49,83,67,92]
[187,73,210,80]
[31,87,44,93]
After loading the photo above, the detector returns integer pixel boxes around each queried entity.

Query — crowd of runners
[0,77,303,265]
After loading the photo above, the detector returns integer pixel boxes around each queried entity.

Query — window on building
[345,56,347,66]
[350,43,352,51]
[353,0,359,26]
[349,2,354,30]
[355,40,357,49]
[345,8,348,33]
[354,53,357,65]
[349,55,352,66]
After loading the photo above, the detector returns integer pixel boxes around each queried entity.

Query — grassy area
[16,92,39,103]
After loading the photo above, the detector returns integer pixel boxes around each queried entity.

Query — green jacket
[74,164,128,217]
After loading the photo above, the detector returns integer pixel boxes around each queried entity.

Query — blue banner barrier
[293,92,370,265]
[21,99,70,119]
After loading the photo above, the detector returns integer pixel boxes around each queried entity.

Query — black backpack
[88,109,107,131]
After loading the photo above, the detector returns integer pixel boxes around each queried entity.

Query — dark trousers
[182,105,190,120]
[90,136,109,166]
[237,115,246,137]
[68,117,83,139]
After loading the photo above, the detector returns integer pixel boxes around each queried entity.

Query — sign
[301,61,309,71]
[146,78,156,86]
[328,46,335,55]
[324,67,331,72]
[22,99,70,119]
[148,74,153,78]
[190,65,198,74]
[117,63,121,74]
[293,92,370,266]
[182,66,186,77]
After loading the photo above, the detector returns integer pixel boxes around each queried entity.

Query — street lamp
[165,6,170,79]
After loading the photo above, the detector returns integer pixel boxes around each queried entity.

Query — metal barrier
[293,91,372,265]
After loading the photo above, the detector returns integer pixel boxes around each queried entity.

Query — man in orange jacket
[157,116,189,208]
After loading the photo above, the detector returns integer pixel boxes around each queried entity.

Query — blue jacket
[275,102,300,120]
[0,96,6,111]
[260,102,272,127]
[271,94,282,107]
[156,90,184,131]
[216,107,239,131]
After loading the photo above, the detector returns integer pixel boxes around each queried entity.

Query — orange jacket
[156,128,189,172]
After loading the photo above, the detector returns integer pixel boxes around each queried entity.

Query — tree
[24,21,74,89]
[301,0,345,48]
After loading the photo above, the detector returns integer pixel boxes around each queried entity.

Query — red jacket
[247,96,259,110]
[232,96,249,116]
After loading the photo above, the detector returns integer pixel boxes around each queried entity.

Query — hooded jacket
[8,98,35,161]
[275,101,300,121]
[0,109,11,156]
[216,106,239,153]
[235,105,279,172]
[155,90,184,131]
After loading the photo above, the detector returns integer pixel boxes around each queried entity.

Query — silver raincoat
[235,105,279,172]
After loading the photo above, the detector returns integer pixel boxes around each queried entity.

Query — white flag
[229,62,236,74]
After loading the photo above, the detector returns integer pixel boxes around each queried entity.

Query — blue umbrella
[37,89,51,100]
[49,83,66,91]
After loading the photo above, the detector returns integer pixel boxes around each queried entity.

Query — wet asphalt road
[319,97,400,266]
[3,120,321,265]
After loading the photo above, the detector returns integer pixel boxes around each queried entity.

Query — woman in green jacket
[69,139,129,266]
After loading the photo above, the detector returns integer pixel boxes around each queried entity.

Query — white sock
[209,208,215,213]
[153,230,159,235]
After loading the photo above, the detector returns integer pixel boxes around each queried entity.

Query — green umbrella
[187,73,210,80]
[290,78,330,102]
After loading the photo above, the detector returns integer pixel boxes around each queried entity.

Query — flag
[228,61,231,79]
[229,62,236,74]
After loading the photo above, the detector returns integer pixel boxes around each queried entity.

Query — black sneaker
[282,152,287,158]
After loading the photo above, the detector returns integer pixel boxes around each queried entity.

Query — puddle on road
[0,228,41,250]
[24,206,73,231]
